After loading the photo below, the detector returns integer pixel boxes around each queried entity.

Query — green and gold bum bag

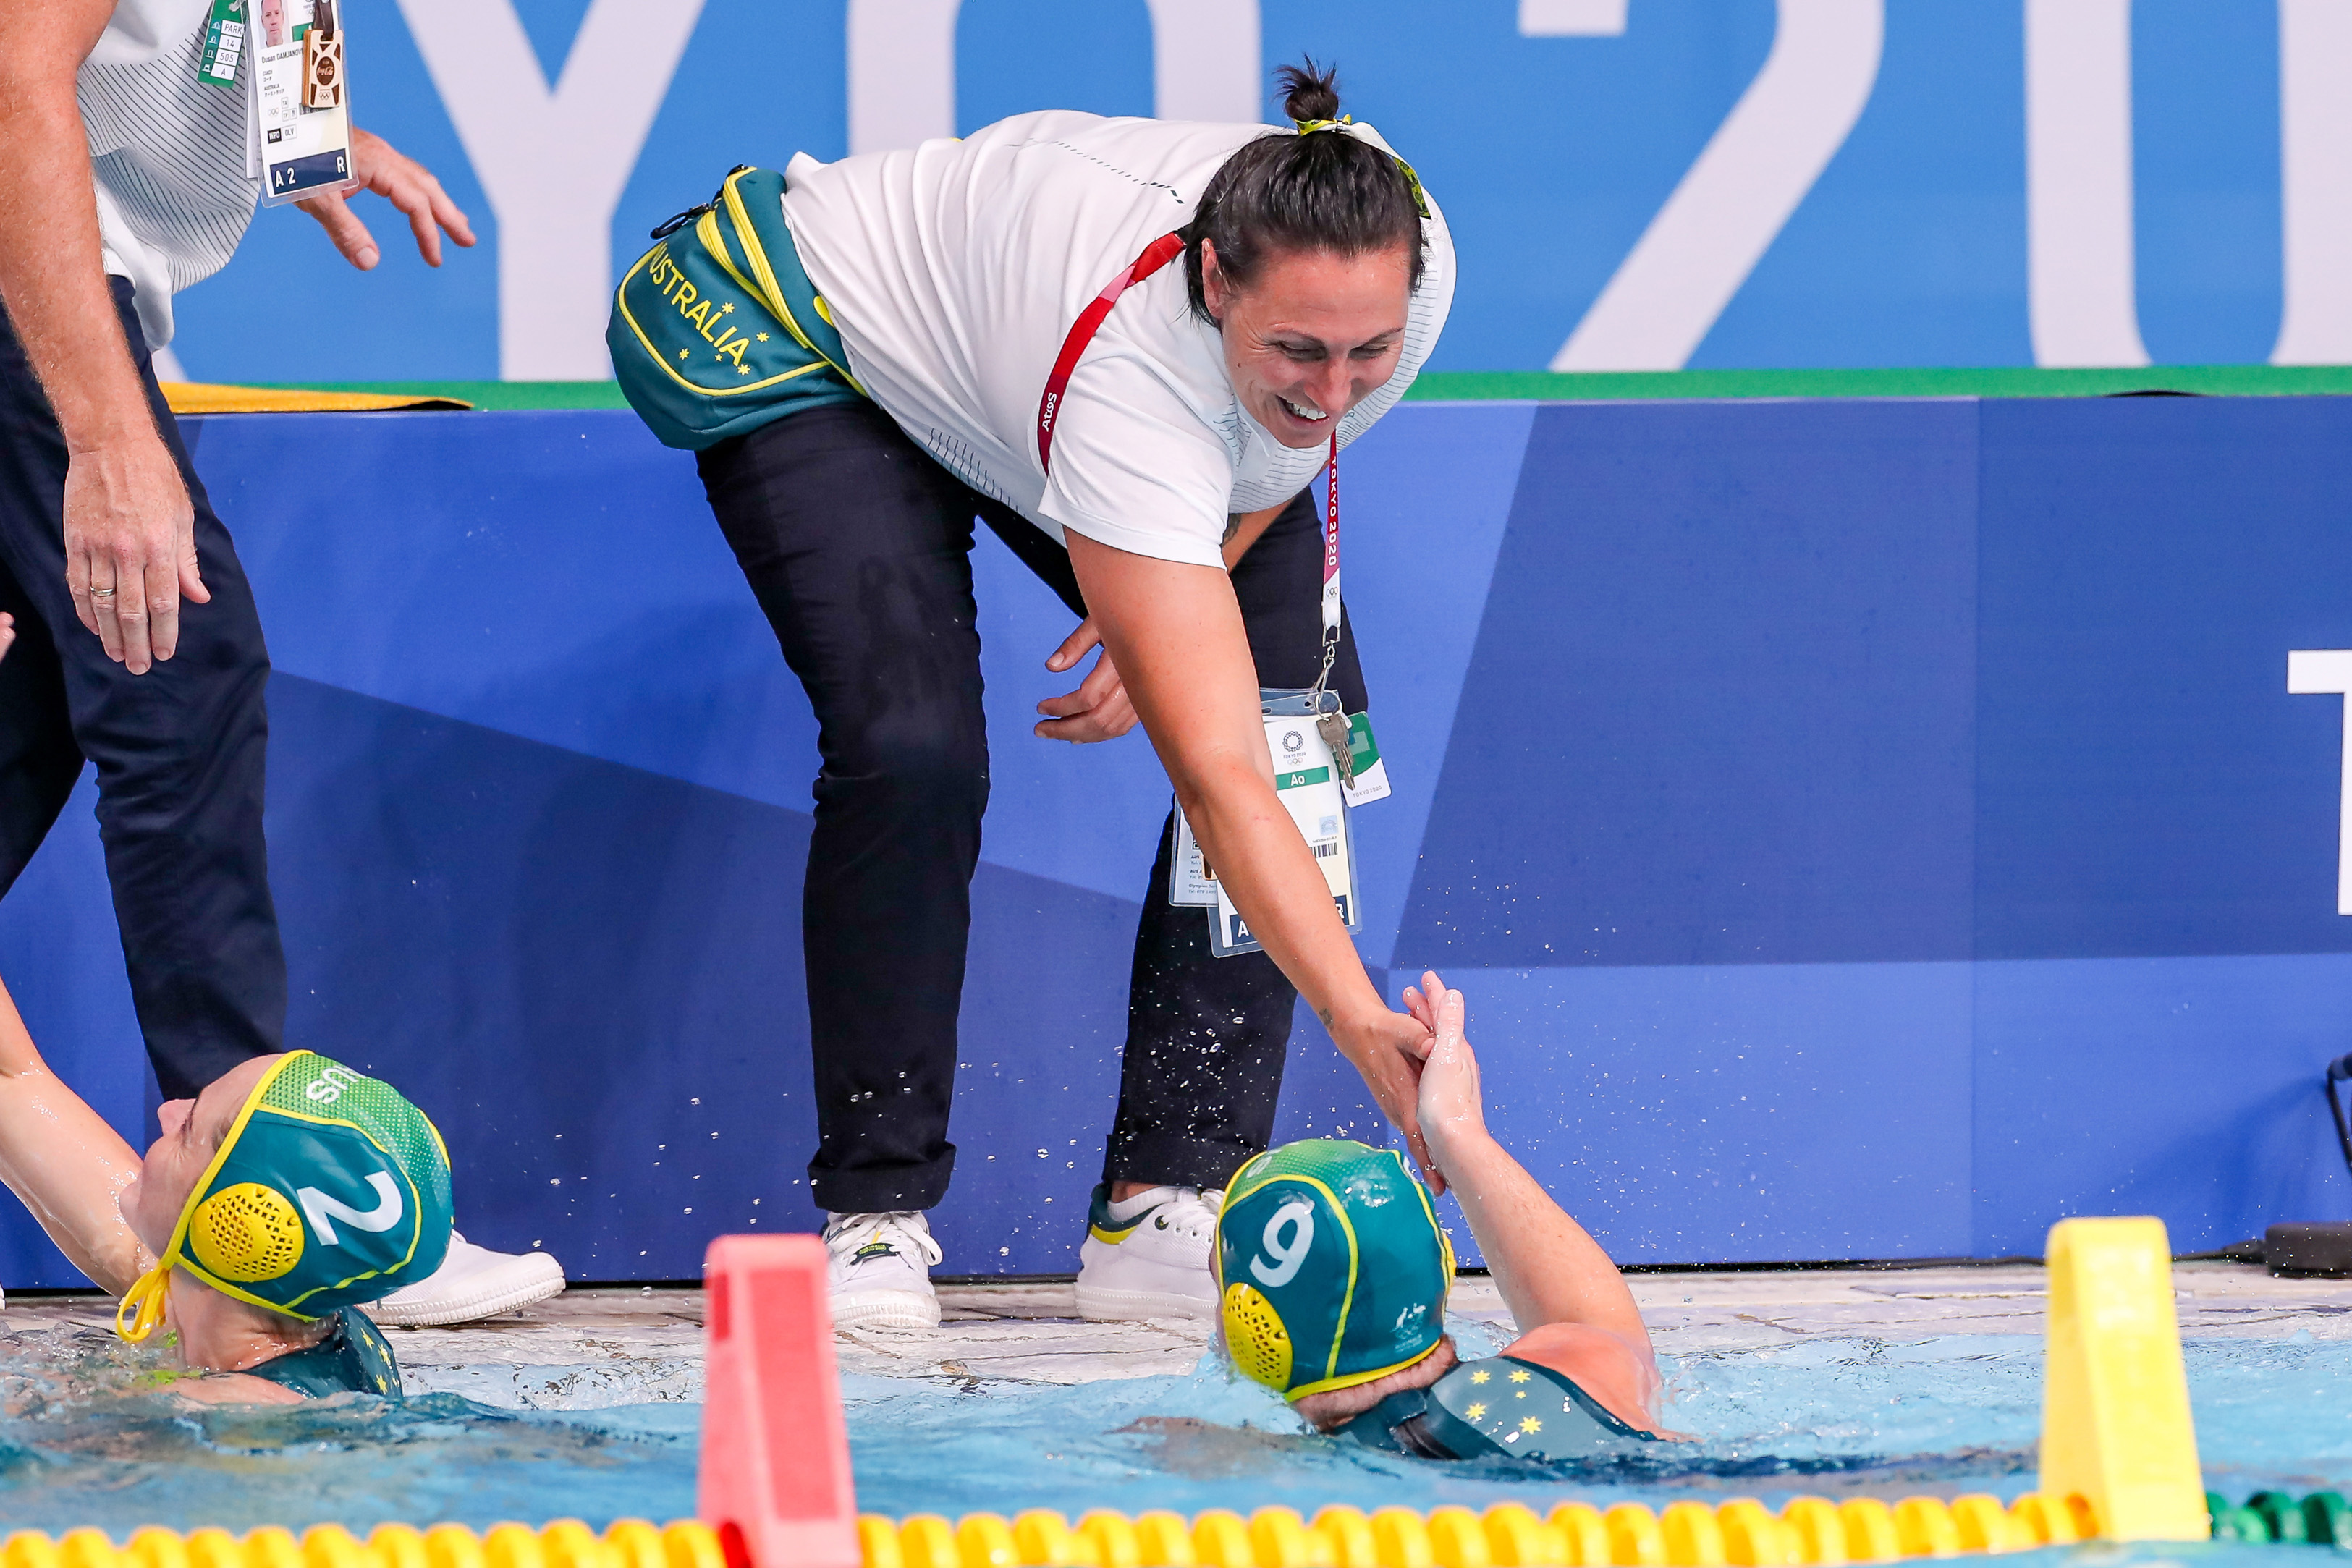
[606,165,868,452]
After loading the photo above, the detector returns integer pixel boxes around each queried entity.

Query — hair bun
[1180,56,1427,322]
[1277,59,1342,124]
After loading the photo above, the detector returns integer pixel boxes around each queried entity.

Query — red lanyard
[1319,431,1340,633]
[1036,229,1187,473]
[1036,232,1344,692]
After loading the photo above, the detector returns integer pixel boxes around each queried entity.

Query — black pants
[0,279,284,1100]
[698,402,1365,1213]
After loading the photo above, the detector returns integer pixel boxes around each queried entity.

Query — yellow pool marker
[2039,1216,2209,1541]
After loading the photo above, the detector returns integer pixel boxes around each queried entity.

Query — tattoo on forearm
[1223,514,1243,546]
[1317,1007,1334,1029]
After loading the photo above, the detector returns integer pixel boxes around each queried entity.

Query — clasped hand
[1343,970,1490,1198]
[1400,970,1489,1179]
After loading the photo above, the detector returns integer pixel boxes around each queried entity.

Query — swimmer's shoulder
[1376,1349,1657,1462]
[240,1308,402,1399]
[1498,1321,1661,1435]
[164,1309,403,1404]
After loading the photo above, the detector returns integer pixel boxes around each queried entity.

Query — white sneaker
[824,1211,942,1331]
[1075,1184,1222,1321]
[365,1232,567,1327]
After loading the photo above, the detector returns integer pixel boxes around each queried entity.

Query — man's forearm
[0,17,164,449]
[0,1,207,671]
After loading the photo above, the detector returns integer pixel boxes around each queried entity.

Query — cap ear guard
[1222,1281,1295,1389]
[188,1183,306,1282]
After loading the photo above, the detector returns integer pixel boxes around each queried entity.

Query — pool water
[3,1313,2348,1564]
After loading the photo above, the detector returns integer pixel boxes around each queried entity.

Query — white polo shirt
[80,0,262,351]
[781,111,1455,570]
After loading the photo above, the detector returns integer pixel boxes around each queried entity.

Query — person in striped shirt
[0,0,559,1326]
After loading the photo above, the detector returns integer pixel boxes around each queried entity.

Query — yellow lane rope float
[4,1487,2338,1568]
[0,1493,2089,1568]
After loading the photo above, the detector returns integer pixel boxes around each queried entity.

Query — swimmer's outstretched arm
[0,975,150,1293]
[1404,972,1650,1352]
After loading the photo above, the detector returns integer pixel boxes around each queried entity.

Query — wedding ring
[90,587,118,599]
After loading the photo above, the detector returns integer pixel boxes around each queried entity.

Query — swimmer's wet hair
[1181,59,1427,321]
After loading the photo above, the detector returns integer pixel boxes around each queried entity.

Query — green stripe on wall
[261,363,2352,414]
[1403,365,2352,402]
[263,381,634,411]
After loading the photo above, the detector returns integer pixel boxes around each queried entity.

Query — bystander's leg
[0,278,283,1102]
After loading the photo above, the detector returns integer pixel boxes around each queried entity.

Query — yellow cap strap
[1293,116,1352,135]
[116,1260,173,1343]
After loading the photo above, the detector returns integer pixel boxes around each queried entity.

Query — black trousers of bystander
[0,277,284,1101]
[695,401,1366,1214]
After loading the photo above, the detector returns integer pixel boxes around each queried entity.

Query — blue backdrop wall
[4,394,2350,1287]
[161,0,2340,383]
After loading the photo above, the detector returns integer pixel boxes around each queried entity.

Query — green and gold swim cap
[1214,1139,1453,1402]
[117,1052,454,1342]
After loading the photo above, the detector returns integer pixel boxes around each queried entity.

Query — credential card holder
[1196,688,1363,958]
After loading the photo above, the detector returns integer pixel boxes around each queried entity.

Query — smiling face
[1201,240,1415,450]
[121,1054,286,1258]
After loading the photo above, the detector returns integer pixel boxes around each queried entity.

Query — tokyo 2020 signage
[169,1,2351,383]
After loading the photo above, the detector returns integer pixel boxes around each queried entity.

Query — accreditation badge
[251,0,354,205]
[1206,713,1363,959]
[1169,810,1217,907]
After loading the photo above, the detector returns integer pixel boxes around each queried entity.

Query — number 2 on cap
[1250,1198,1315,1287]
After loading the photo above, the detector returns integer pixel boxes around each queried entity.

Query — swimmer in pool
[0,972,451,1402]
[1215,972,1670,1459]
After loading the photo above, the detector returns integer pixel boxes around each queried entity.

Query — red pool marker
[700,1235,860,1568]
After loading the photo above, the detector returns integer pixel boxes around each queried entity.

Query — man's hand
[0,611,14,662]
[297,127,475,270]
[1403,970,1488,1181]
[63,431,204,673]
[1334,1003,1442,1192]
[1035,616,1141,742]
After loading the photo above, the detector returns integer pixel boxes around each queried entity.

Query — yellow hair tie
[116,1260,174,1343]
[1290,116,1432,221]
